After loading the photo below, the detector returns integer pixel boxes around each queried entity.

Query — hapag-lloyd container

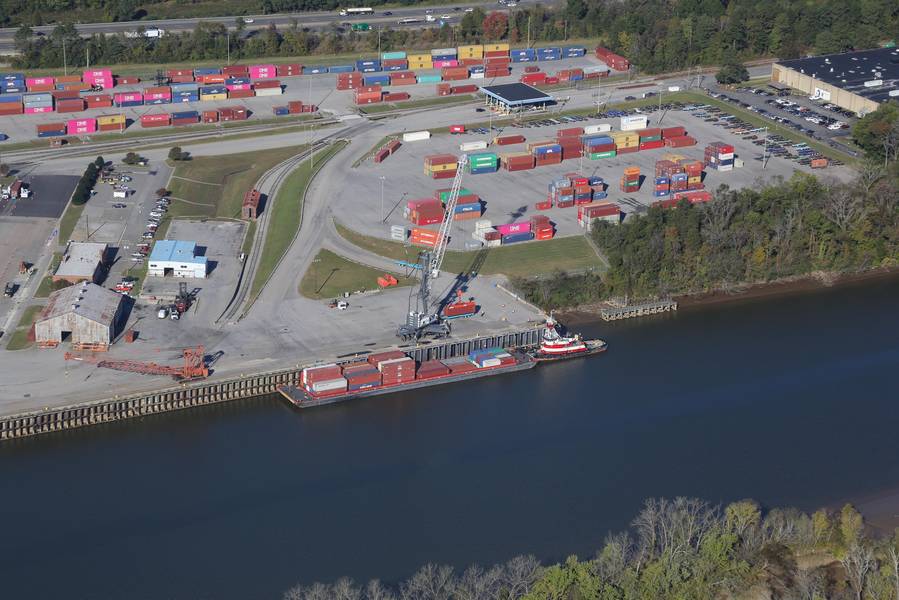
[495,222,531,235]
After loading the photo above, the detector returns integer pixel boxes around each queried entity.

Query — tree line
[283,497,899,600]
[11,0,899,71]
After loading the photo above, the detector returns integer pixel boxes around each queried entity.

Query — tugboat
[528,313,607,362]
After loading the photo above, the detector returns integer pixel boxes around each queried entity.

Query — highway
[0,0,553,54]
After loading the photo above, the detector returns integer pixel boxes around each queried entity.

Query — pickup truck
[4,282,16,297]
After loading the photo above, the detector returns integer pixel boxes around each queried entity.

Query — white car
[441,14,452,19]
[244,18,254,23]
[464,7,474,11]
[157,307,168,319]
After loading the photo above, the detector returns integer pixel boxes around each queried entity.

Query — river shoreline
[559,266,899,324]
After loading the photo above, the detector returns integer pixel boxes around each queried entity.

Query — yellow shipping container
[200,93,227,101]
[687,176,702,183]
[408,53,432,62]
[662,153,685,162]
[97,114,125,125]
[457,45,484,57]
[484,43,510,52]
[425,162,458,174]
[409,63,434,69]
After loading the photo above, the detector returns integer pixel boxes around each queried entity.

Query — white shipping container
[717,165,733,172]
[718,152,734,160]
[583,65,608,74]
[431,47,456,56]
[377,357,415,372]
[474,358,502,368]
[470,72,485,79]
[253,87,282,96]
[460,140,488,151]
[113,190,128,198]
[390,225,406,241]
[584,123,612,134]
[475,219,492,231]
[486,239,501,248]
[311,378,348,393]
[620,115,648,131]
[402,130,431,142]
[734,158,744,168]
[667,86,681,92]
[302,363,339,384]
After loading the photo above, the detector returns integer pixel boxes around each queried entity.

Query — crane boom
[429,154,467,278]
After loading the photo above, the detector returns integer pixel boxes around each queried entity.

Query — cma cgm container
[66,118,97,135]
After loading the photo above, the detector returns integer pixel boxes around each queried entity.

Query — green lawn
[33,253,62,299]
[360,95,477,115]
[167,144,311,220]
[334,222,602,278]
[241,219,258,257]
[299,249,415,299]
[5,305,44,351]
[57,201,86,245]
[248,141,348,302]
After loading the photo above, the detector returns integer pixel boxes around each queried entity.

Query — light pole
[379,176,386,222]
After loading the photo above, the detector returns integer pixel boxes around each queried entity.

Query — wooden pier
[0,326,544,441]
[599,299,677,321]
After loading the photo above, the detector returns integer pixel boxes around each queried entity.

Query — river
[2,277,898,599]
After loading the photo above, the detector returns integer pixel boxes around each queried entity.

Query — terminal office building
[772,47,899,116]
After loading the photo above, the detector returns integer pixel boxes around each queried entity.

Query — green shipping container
[438,187,472,202]
[381,51,407,60]
[417,74,443,83]
[639,135,662,142]
[589,151,617,159]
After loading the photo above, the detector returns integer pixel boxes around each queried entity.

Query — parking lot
[344,100,854,250]
[7,174,78,219]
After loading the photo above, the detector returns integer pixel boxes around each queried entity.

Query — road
[0,0,554,53]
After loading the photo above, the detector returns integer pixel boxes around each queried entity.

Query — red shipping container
[665,135,697,147]
[520,73,546,84]
[52,90,81,100]
[171,117,198,126]
[432,169,457,180]
[199,74,226,84]
[484,50,509,58]
[367,351,407,367]
[85,94,112,104]
[543,76,559,85]
[116,77,140,85]
[304,365,343,384]
[222,65,249,76]
[202,110,219,122]
[276,64,302,75]
[98,122,124,132]
[0,104,23,115]
[374,148,390,163]
[639,140,665,151]
[288,101,303,113]
[460,58,484,67]
[617,146,639,154]
[254,79,281,89]
[140,113,171,127]
[451,84,478,94]
[56,99,86,113]
[535,153,563,166]
[167,69,192,77]
[170,75,195,83]
[382,59,407,68]
[27,84,55,92]
[383,92,410,101]
[56,75,82,84]
[557,127,584,138]
[494,135,525,145]
[228,89,255,99]
[661,126,686,138]
[637,128,662,138]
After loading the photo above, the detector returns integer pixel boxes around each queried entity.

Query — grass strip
[299,249,415,299]
[5,305,44,351]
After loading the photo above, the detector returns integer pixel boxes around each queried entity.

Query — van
[157,307,168,319]
[113,190,127,198]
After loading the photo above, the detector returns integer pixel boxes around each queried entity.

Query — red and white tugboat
[529,313,607,362]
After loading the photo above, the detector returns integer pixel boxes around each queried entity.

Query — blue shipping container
[538,55,560,61]
[655,177,669,185]
[502,231,535,244]
[537,46,561,53]
[511,49,536,57]
[431,54,456,61]
[356,60,380,67]
[360,66,381,73]
[534,144,562,155]
[304,66,328,74]
[200,86,226,94]
[593,191,608,200]
[587,176,604,185]
[226,77,250,85]
[0,95,21,103]
[384,65,405,72]
[1,73,24,81]
[653,190,670,197]
[172,111,198,119]
[469,166,497,175]
[193,68,221,75]
[117,100,144,107]
[37,130,66,138]
[454,204,479,213]
[273,107,289,115]
[328,65,355,73]
[511,56,534,63]
[582,135,613,145]
[145,98,171,105]
[174,95,198,103]
[171,83,199,91]
[470,66,485,73]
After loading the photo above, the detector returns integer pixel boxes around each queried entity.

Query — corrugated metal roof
[37,282,121,325]
[778,47,899,103]
[55,242,106,278]
[148,239,207,266]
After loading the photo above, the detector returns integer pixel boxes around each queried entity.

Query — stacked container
[168,69,194,83]
[457,45,483,60]
[169,82,198,103]
[531,215,554,240]
[171,110,199,126]
[383,60,409,72]
[389,72,416,86]
[511,48,537,63]
[637,128,664,151]
[0,96,24,116]
[249,64,277,79]
[140,113,171,128]
[342,363,382,392]
[253,80,281,96]
[620,167,641,193]
[431,47,457,66]
[276,63,302,77]
[563,46,587,58]
[26,77,55,92]
[410,227,441,248]
[612,131,639,154]
[416,360,451,379]
[468,152,498,174]
[548,176,574,208]
[66,118,97,135]
[424,154,458,179]
[2,73,26,94]
[653,175,670,197]
[407,53,433,70]
[578,202,622,229]
[114,92,143,107]
[379,357,415,385]
[594,46,630,70]
[679,159,704,189]
[219,106,248,121]
[85,94,113,109]
[452,194,482,221]
[56,98,85,113]
[302,365,347,395]
[620,115,648,131]
[354,85,382,104]
[199,85,227,101]
[144,86,172,105]
[23,93,53,114]
[441,66,469,81]
[97,114,126,132]
[531,141,563,166]
[336,72,364,90]
[355,59,381,73]
[556,68,584,82]
[405,199,444,226]
[584,134,616,159]
[437,83,452,96]
[83,69,113,89]
[537,46,562,61]
[502,152,534,171]
[704,142,734,171]
[36,122,67,137]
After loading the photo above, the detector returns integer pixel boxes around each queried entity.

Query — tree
[156,187,170,198]
[852,101,899,162]
[400,564,455,600]
[885,529,899,600]
[481,11,508,41]
[725,499,761,538]
[0,163,9,177]
[122,152,140,165]
[715,60,749,84]
[841,542,874,600]
[94,156,105,169]
[168,146,190,161]
[840,503,864,550]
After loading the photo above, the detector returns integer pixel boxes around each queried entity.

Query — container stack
[248,64,277,79]
[620,167,641,193]
[97,114,126,132]
[537,46,561,62]
[498,222,534,244]
[637,128,664,151]
[594,47,630,70]
[679,159,704,189]
[389,71,416,86]
[379,357,416,385]
[556,68,584,82]
[168,68,194,82]
[468,152,499,174]
[0,96,23,116]
[342,363,382,392]
[354,85,383,105]
[484,43,511,77]
[85,94,113,109]
[511,48,537,63]
[277,63,302,77]
[583,134,616,159]
[494,134,526,146]
[704,142,734,171]
[563,46,587,58]
[531,215,555,240]
[442,66,468,81]
[195,68,223,81]
[416,359,451,380]
[548,176,574,208]
[199,85,226,101]
[452,194,482,221]
[302,365,347,395]
[140,113,171,128]
[424,154,458,179]
[219,106,248,121]
[254,80,281,96]
[472,219,501,247]
[171,83,199,103]
[437,83,452,96]
[431,47,458,68]
[457,44,484,64]
[66,118,96,135]
[144,86,172,105]
[520,72,547,85]
[407,53,433,70]
[578,202,622,229]
[410,227,441,248]
[83,68,113,89]
[502,152,534,171]
[355,59,381,74]
[171,110,199,126]
[24,93,53,114]
[405,199,444,226]
[612,131,639,154]
[26,77,54,93]
[620,115,648,132]
[2,73,25,94]
[36,122,66,137]
[530,141,563,166]
[336,72,364,90]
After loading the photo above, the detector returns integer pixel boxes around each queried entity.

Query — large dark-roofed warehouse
[772,47,899,116]
[480,83,554,114]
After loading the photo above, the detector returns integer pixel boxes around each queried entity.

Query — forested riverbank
[282,498,899,600]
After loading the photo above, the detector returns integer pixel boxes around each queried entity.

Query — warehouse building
[772,47,899,116]
[34,282,124,350]
[148,240,207,278]
[481,83,554,114]
[53,242,108,284]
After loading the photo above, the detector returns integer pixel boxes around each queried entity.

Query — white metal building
[147,240,207,279]
[34,282,123,350]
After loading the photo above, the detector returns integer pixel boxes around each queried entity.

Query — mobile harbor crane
[396,154,468,341]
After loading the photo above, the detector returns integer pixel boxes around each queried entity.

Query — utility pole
[527,14,531,48]
[86,45,90,70]
[377,25,381,59]
[226,29,230,65]
[63,39,67,76]
[379,176,386,222]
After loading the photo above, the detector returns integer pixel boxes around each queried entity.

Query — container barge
[278,319,605,409]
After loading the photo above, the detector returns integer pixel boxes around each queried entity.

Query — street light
[379,176,386,222]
